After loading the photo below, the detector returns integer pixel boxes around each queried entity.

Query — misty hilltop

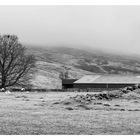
[27,46,140,89]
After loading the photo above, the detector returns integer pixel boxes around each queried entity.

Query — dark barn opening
[74,83,107,89]
[107,83,135,88]
[74,83,136,89]
[62,79,78,89]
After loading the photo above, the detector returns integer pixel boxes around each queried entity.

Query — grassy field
[0,91,140,135]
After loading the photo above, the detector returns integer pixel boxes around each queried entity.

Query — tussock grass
[0,92,140,134]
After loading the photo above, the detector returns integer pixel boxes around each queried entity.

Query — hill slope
[27,46,140,89]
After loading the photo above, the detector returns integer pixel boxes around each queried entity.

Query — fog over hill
[26,46,140,89]
[1,6,140,88]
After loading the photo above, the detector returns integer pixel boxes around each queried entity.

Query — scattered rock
[42,100,46,102]
[133,100,139,103]
[65,107,73,110]
[127,86,133,91]
[133,109,140,111]
[94,102,102,105]
[53,87,140,111]
[63,101,71,105]
[120,109,125,111]
[121,88,129,94]
[103,104,110,106]
[53,102,60,104]
[128,109,140,111]
[114,104,120,107]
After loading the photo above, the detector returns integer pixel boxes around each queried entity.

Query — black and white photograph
[0,1,140,136]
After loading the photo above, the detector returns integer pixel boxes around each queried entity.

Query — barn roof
[74,75,140,84]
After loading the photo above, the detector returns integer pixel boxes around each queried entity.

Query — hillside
[27,46,140,89]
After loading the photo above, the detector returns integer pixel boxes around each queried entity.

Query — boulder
[126,86,133,91]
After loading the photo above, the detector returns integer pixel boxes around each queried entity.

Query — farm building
[62,75,140,89]
[73,75,140,89]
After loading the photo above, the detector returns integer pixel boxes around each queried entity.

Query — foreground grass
[0,92,140,135]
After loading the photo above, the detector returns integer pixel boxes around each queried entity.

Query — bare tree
[59,70,69,80]
[0,35,35,89]
[59,65,70,80]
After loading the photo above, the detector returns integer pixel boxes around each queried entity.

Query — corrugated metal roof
[74,75,101,83]
[74,75,140,84]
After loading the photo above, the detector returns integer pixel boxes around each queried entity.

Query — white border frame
[0,0,140,5]
[0,1,139,139]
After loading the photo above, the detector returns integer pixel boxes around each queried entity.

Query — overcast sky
[0,6,140,55]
